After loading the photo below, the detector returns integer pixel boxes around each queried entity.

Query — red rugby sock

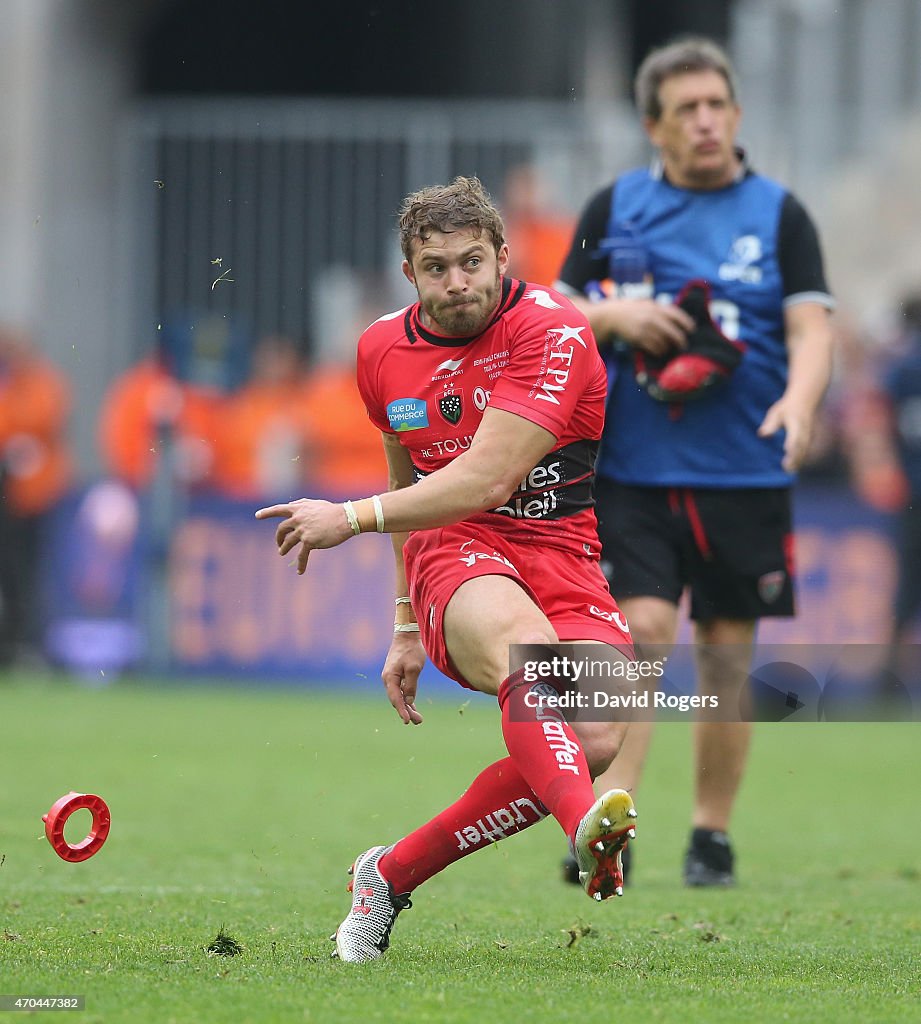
[497,668,595,839]
[377,757,547,894]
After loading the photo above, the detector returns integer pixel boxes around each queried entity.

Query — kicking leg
[561,596,677,886]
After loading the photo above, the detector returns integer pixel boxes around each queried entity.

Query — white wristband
[393,622,420,633]
[372,493,385,533]
[395,597,412,606]
[342,500,361,536]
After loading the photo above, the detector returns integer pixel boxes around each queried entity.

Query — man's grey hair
[634,37,739,121]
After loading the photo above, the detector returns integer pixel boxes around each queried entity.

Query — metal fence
[123,96,640,356]
[120,0,921,361]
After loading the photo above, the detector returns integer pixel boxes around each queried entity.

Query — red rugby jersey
[356,278,608,555]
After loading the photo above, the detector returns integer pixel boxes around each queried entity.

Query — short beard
[423,271,501,337]
[435,299,484,335]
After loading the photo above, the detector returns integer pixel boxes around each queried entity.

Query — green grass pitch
[1,672,919,1023]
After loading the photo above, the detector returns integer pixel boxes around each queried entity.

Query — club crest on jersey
[438,393,463,425]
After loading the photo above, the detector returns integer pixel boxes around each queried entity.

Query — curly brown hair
[398,176,506,263]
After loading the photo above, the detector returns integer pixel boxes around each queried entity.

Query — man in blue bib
[555,36,834,886]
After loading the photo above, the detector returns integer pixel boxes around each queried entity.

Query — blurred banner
[41,482,905,687]
[166,494,395,680]
[42,481,145,678]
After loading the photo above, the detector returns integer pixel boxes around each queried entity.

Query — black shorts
[596,480,795,621]
[893,503,921,629]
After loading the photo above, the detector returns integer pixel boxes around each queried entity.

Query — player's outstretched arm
[256,407,558,572]
[377,406,557,531]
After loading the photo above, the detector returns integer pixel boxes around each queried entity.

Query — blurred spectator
[300,354,388,497]
[100,319,386,502]
[501,164,574,287]
[98,351,221,492]
[847,293,921,648]
[0,326,74,664]
[211,333,314,500]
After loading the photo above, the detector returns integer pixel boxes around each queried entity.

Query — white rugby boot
[571,789,637,901]
[330,846,412,962]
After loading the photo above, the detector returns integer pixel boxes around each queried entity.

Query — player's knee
[453,624,560,693]
[507,626,560,680]
[516,627,559,648]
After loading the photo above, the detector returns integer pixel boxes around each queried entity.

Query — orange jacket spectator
[98,359,221,490]
[502,165,574,287]
[505,216,576,287]
[211,335,315,499]
[0,328,73,515]
[301,362,388,496]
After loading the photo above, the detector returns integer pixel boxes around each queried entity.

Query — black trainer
[562,836,632,887]
[683,828,735,887]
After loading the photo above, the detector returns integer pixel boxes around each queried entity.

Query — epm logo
[533,325,587,406]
